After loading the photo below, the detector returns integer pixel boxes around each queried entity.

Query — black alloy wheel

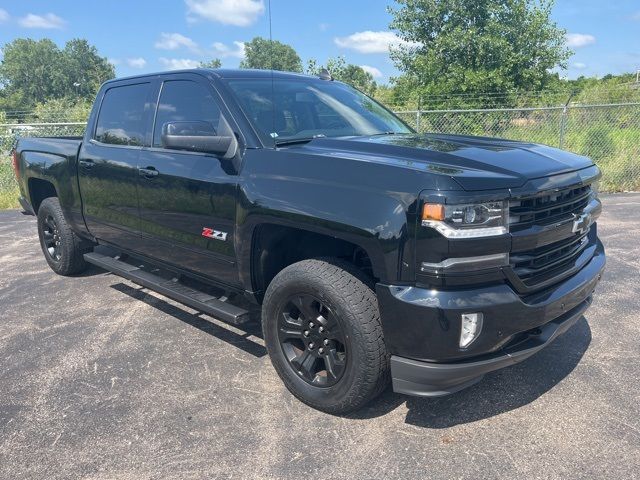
[277,293,347,387]
[42,213,63,262]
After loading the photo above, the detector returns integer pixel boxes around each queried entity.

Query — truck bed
[16,137,82,159]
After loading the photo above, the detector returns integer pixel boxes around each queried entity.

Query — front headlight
[421,201,508,238]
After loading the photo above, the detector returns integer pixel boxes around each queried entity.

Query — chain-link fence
[1,102,639,203]
[395,102,640,191]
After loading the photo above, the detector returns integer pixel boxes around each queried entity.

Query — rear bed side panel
[17,137,91,238]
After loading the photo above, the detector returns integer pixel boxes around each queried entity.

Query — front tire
[37,197,91,276]
[262,258,389,414]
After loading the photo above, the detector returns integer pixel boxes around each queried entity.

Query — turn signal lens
[422,203,445,221]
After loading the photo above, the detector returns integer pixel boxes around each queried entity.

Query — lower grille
[510,231,593,287]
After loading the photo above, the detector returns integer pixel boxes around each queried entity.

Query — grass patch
[0,185,19,209]
[0,159,19,209]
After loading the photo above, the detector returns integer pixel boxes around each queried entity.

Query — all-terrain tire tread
[37,197,91,276]
[263,258,390,414]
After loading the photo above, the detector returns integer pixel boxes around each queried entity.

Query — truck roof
[103,68,319,84]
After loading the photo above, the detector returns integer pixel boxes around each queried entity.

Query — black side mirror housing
[161,121,234,156]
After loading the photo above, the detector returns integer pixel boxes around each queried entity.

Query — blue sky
[0,0,639,83]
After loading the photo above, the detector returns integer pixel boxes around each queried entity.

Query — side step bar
[84,252,250,325]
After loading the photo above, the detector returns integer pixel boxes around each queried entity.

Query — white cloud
[334,31,419,54]
[566,33,596,48]
[359,65,383,78]
[185,0,264,26]
[155,33,199,52]
[211,41,246,59]
[159,57,201,70]
[108,58,121,66]
[126,58,147,69]
[0,9,9,23]
[631,11,640,21]
[572,62,587,70]
[18,13,66,29]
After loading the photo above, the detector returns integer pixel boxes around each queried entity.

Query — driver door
[135,75,241,287]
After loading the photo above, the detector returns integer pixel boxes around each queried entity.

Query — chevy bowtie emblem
[571,212,591,235]
[202,227,228,241]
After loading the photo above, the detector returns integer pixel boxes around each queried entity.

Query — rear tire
[37,197,92,276]
[262,258,389,414]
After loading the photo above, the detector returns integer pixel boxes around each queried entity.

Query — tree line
[1,0,637,122]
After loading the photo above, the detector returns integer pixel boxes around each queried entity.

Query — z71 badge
[202,227,228,241]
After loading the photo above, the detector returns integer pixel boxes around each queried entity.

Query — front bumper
[377,239,605,397]
[391,296,590,396]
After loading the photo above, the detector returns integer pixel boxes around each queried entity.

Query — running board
[84,252,250,325]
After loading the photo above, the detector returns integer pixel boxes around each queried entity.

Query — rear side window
[152,80,230,147]
[94,83,150,146]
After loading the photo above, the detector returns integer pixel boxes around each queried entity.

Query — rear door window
[94,83,151,146]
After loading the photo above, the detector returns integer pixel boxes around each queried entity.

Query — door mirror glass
[161,121,234,156]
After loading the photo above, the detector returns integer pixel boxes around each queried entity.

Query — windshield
[225,77,412,145]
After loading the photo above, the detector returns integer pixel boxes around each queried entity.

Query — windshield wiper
[369,131,398,136]
[274,135,326,147]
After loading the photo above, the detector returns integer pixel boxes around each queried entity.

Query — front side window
[152,80,234,148]
[225,78,411,145]
[94,83,150,146]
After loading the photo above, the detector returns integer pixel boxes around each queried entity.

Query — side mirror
[161,121,234,156]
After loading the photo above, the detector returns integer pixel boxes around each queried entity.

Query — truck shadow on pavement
[353,317,592,428]
[110,282,267,358]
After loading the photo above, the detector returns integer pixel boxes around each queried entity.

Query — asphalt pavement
[0,195,638,479]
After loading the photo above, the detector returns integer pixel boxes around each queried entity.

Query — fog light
[460,313,483,348]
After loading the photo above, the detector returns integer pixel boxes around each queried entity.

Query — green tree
[307,57,377,96]
[239,37,303,73]
[0,39,64,109]
[61,39,115,100]
[0,38,114,110]
[389,0,571,108]
[199,59,222,69]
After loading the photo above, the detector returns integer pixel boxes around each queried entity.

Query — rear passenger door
[135,75,241,287]
[78,81,152,250]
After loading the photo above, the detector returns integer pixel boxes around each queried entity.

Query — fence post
[416,110,421,132]
[559,91,575,149]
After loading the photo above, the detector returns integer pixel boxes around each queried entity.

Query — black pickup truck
[13,69,605,413]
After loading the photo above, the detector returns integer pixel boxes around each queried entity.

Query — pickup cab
[13,69,605,413]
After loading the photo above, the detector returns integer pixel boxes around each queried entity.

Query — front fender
[235,151,422,288]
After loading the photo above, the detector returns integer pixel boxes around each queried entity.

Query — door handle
[138,167,159,178]
[79,159,94,169]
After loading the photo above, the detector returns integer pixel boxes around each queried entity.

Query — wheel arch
[28,177,58,213]
[247,222,384,302]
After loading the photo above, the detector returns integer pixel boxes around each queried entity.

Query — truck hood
[299,133,594,191]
